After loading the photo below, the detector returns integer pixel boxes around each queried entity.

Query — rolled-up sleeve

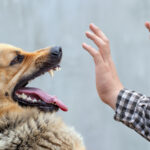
[114,89,150,141]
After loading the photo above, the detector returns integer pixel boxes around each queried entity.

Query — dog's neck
[0,99,23,117]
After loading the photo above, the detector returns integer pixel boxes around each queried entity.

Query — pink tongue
[16,87,68,111]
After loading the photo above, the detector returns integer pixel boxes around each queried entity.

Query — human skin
[145,21,150,31]
[82,22,150,110]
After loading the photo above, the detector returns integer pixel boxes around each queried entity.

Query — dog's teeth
[18,95,22,98]
[55,66,61,71]
[16,93,20,97]
[27,96,32,101]
[58,67,61,71]
[33,99,37,102]
[56,67,59,71]
[22,93,27,99]
[38,99,42,102]
[57,66,61,71]
[16,93,40,104]
[28,97,32,101]
[16,93,22,98]
[49,70,54,77]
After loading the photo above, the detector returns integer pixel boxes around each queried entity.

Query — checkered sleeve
[114,89,150,141]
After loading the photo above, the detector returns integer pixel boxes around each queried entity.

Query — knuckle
[105,38,109,44]
[88,45,93,49]
[95,27,100,33]
[93,52,100,60]
[94,51,99,57]
[102,42,107,47]
[105,62,110,69]
[103,41,110,47]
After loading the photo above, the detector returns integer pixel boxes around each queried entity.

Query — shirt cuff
[114,88,150,141]
[114,88,143,126]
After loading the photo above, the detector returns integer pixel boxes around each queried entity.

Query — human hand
[145,21,150,32]
[82,23,123,110]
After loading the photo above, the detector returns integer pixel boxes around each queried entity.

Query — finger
[85,31,111,62]
[82,43,103,64]
[145,21,150,31]
[89,23,109,42]
[82,42,97,57]
[85,31,105,49]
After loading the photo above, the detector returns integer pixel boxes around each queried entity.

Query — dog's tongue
[16,87,68,111]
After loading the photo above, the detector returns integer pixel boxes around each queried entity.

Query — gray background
[0,0,150,149]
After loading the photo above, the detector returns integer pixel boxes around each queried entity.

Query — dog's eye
[10,54,24,66]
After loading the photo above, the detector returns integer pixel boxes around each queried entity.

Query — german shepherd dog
[0,44,85,150]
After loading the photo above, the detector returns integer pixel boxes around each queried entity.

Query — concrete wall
[0,0,150,149]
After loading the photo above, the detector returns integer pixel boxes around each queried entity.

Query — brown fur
[0,44,85,150]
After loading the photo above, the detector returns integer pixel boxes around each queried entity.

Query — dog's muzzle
[12,46,68,112]
[51,47,62,58]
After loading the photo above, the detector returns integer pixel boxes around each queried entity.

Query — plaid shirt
[114,89,150,141]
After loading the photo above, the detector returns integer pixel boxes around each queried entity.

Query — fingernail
[91,23,96,27]
[89,23,93,27]
[82,43,86,46]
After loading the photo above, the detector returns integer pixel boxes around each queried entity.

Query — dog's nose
[51,47,62,58]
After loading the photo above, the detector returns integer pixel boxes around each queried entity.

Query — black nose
[51,46,62,58]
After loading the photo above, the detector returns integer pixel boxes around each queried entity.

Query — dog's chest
[0,111,85,150]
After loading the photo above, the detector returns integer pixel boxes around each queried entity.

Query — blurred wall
[0,0,150,149]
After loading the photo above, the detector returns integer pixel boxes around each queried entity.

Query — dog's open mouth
[12,63,68,112]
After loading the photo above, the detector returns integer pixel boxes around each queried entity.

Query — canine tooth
[49,70,54,77]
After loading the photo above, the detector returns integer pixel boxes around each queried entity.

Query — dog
[0,44,85,150]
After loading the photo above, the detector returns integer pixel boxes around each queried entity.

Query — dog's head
[0,44,67,112]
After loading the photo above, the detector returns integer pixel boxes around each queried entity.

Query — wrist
[99,86,123,110]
